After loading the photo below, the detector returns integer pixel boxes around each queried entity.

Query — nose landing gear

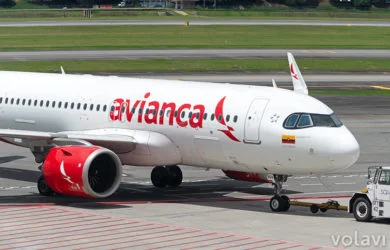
[269,175,290,212]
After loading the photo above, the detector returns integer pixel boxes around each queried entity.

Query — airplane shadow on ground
[0,166,355,219]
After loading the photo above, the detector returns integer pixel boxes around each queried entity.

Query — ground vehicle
[349,166,390,222]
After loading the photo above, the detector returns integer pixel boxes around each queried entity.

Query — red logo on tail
[290,63,299,80]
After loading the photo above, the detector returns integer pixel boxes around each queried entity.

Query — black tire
[151,166,168,188]
[270,195,287,212]
[320,208,328,213]
[310,204,319,214]
[353,197,372,222]
[281,195,290,211]
[37,175,54,196]
[166,165,183,187]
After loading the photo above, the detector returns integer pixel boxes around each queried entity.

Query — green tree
[0,0,15,7]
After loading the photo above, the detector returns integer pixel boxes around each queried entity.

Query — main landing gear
[37,175,54,196]
[269,174,290,212]
[151,165,183,188]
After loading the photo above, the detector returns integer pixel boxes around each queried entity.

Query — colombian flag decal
[282,135,295,144]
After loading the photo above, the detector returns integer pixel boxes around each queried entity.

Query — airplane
[0,53,359,212]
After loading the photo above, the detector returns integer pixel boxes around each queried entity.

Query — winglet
[287,52,308,95]
[272,79,278,88]
[60,66,66,75]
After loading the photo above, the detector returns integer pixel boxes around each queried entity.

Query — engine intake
[43,145,122,198]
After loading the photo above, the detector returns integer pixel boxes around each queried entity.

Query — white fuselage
[0,71,360,175]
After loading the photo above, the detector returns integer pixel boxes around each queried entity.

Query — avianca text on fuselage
[109,92,240,142]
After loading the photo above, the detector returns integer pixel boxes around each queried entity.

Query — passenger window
[233,115,238,123]
[40,100,44,107]
[297,114,313,128]
[52,101,56,108]
[196,113,200,119]
[11,98,14,105]
[77,103,81,110]
[103,105,107,112]
[139,108,143,114]
[226,115,230,122]
[71,103,75,109]
[181,111,185,118]
[28,99,32,106]
[174,111,178,117]
[96,104,100,111]
[5,98,8,104]
[22,99,26,105]
[188,112,192,118]
[58,102,62,108]
[211,114,215,121]
[203,113,208,120]
[218,114,223,121]
[64,102,68,109]
[46,101,50,107]
[284,113,300,129]
[83,104,87,110]
[16,98,20,105]
[90,104,94,111]
[159,110,164,116]
[34,100,37,106]
[0,97,2,104]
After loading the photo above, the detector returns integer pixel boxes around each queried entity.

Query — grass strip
[0,59,389,73]
[1,25,390,51]
[2,7,390,20]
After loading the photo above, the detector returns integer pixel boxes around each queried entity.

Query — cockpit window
[283,113,343,129]
[312,114,336,127]
[331,113,343,127]
[297,114,313,128]
[284,114,299,128]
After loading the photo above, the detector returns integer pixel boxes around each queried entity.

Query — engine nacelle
[223,170,272,183]
[43,145,122,198]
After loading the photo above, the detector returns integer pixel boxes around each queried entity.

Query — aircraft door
[244,99,269,144]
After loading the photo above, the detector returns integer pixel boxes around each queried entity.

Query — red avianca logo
[109,92,240,142]
[290,63,299,80]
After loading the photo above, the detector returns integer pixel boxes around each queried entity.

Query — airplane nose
[330,127,360,169]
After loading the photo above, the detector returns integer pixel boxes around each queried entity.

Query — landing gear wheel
[353,197,372,222]
[320,208,328,213]
[270,195,289,212]
[281,195,290,211]
[37,175,54,196]
[166,165,183,187]
[151,166,169,188]
[310,204,319,214]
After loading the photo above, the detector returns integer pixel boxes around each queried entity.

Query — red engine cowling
[43,145,122,198]
[223,170,272,183]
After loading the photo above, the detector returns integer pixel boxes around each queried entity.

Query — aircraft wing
[0,128,136,154]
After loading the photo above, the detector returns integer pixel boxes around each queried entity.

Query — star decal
[270,114,280,123]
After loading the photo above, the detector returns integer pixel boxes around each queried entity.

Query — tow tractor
[270,166,390,220]
[349,166,390,222]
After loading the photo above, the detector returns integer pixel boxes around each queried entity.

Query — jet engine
[42,145,122,198]
[223,170,272,183]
